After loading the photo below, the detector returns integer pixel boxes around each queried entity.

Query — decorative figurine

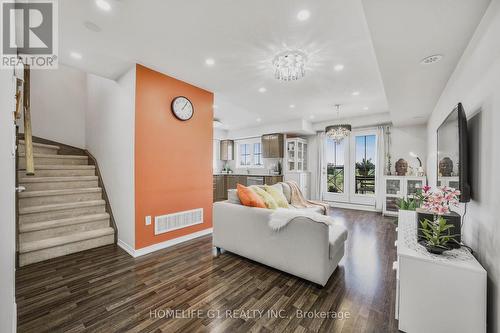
[439,157,454,177]
[395,158,408,176]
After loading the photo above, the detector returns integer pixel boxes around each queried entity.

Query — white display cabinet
[286,138,308,172]
[383,176,427,216]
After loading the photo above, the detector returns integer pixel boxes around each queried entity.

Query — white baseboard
[118,228,213,258]
[327,201,381,212]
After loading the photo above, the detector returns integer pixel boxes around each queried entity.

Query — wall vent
[154,208,203,235]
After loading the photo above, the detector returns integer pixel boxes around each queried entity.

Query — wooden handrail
[23,64,35,175]
[14,78,23,119]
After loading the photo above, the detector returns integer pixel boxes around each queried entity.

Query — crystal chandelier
[272,50,307,81]
[325,104,352,142]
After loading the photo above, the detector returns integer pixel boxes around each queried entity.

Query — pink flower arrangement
[421,186,461,215]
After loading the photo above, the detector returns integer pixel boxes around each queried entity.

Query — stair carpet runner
[17,140,114,266]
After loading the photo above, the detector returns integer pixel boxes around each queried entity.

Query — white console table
[395,210,487,333]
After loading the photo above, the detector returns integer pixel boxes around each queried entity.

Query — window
[326,138,345,193]
[239,144,251,166]
[237,138,264,168]
[253,143,263,166]
[355,135,376,194]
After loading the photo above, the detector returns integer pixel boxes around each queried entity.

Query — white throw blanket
[269,208,334,231]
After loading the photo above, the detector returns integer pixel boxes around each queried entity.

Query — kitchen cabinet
[212,175,284,202]
[220,140,234,161]
[262,133,284,158]
[286,138,308,172]
[264,176,283,186]
[214,175,226,202]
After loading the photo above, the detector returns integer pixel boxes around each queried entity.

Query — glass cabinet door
[386,179,401,195]
[407,179,423,195]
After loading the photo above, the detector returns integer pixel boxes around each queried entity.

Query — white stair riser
[20,180,98,191]
[20,219,110,242]
[18,144,59,155]
[20,204,106,223]
[19,156,88,168]
[18,169,95,177]
[19,191,102,208]
[19,234,114,266]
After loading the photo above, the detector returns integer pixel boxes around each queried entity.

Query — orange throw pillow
[237,184,266,208]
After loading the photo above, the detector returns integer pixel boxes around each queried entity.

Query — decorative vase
[416,208,461,248]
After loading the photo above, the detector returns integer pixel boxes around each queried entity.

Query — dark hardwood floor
[16,208,398,333]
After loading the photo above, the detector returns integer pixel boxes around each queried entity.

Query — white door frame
[349,129,377,206]
[322,128,378,207]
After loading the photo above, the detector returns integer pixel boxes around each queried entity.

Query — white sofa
[212,184,348,286]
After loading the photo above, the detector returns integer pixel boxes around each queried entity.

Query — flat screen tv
[437,103,471,202]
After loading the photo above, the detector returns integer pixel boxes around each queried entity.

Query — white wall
[86,67,136,249]
[0,69,17,332]
[427,2,500,331]
[28,64,87,147]
[389,125,427,174]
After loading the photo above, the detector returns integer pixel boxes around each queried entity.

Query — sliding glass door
[323,129,378,207]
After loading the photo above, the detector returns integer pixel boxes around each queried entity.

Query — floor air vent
[154,208,203,235]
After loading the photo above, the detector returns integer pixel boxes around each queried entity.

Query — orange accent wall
[135,64,213,249]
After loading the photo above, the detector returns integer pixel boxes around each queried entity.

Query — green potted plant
[418,186,461,254]
[419,217,460,254]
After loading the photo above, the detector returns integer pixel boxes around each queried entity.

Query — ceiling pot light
[205,58,215,66]
[273,50,307,81]
[258,87,267,93]
[95,0,111,11]
[363,106,369,110]
[256,117,262,122]
[297,10,310,21]
[70,52,82,60]
[309,115,315,120]
[325,104,352,143]
[83,21,102,32]
[334,64,344,71]
[290,104,295,108]
[420,54,443,65]
[352,91,360,96]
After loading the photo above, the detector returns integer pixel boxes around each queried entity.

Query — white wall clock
[171,96,194,121]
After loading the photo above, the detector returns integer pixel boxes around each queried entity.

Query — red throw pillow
[237,184,266,208]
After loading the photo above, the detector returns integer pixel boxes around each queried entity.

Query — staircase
[17,140,115,266]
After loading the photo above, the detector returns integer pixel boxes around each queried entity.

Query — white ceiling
[59,0,490,130]
[362,0,491,126]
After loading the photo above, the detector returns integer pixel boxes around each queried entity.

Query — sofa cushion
[329,223,348,259]
[237,184,266,208]
[227,189,241,205]
[263,185,289,208]
[280,182,292,203]
[250,185,279,210]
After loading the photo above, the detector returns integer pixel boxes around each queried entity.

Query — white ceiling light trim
[205,58,215,66]
[297,10,310,21]
[334,64,344,71]
[351,91,360,96]
[95,0,111,11]
[420,54,443,65]
[273,50,307,81]
[258,87,267,93]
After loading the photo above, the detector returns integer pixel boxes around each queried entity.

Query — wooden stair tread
[19,165,95,170]
[19,140,60,150]
[20,227,114,253]
[18,188,101,198]
[20,213,110,233]
[18,153,87,159]
[19,176,98,183]
[19,200,105,215]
